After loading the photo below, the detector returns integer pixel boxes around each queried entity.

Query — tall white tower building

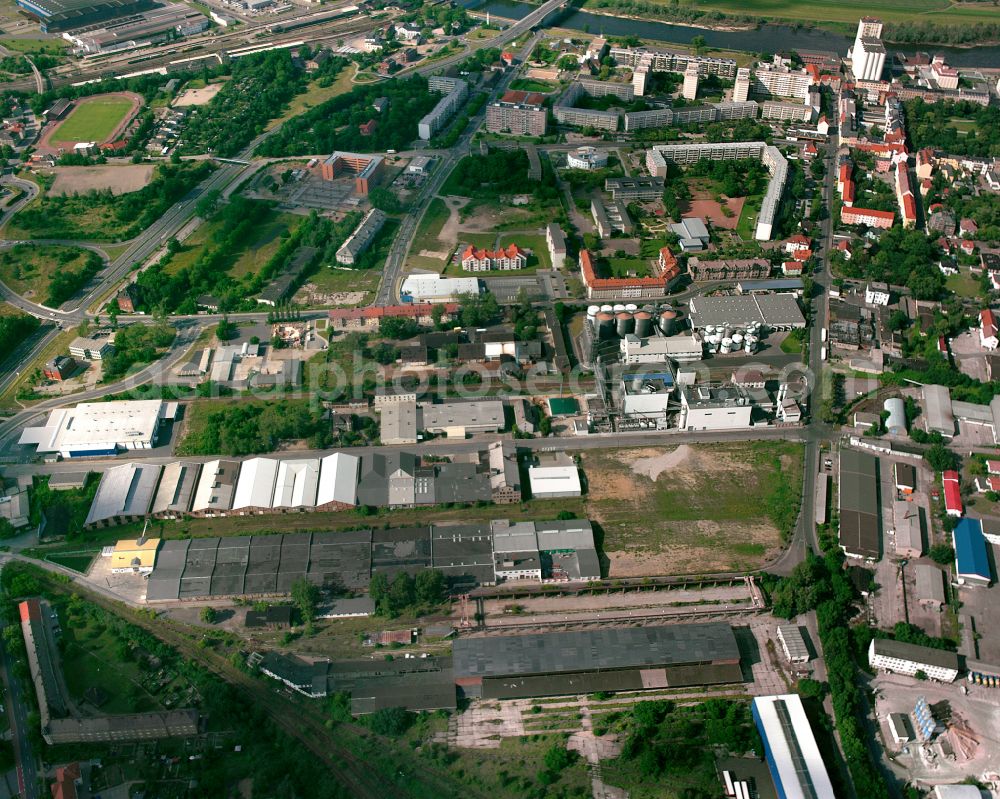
[733,67,751,103]
[850,17,886,81]
[682,63,699,100]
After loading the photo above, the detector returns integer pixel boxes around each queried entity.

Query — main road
[378,29,546,305]
[0,635,39,799]
[768,131,838,576]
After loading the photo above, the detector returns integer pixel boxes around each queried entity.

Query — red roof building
[842,207,895,229]
[359,119,378,136]
[784,234,811,254]
[461,244,528,272]
[499,90,545,108]
[838,162,855,206]
[580,249,680,300]
[782,261,805,276]
[943,470,963,517]
[327,303,460,330]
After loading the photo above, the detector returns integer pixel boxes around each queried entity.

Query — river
[461,0,1000,67]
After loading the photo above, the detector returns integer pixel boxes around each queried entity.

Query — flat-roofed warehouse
[687,294,805,331]
[145,531,374,601]
[18,399,173,457]
[838,448,881,560]
[453,622,743,699]
[16,0,150,32]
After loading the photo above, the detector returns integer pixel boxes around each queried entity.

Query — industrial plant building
[868,638,960,682]
[19,399,174,457]
[687,294,805,332]
[16,0,149,32]
[839,449,881,560]
[145,518,601,601]
[752,694,836,799]
[453,622,743,699]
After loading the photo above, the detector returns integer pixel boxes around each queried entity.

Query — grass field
[508,78,557,93]
[268,63,357,130]
[52,98,133,144]
[45,551,97,573]
[0,37,68,54]
[735,194,763,241]
[596,0,1000,28]
[580,442,803,576]
[166,209,300,278]
[0,243,96,301]
[946,270,982,298]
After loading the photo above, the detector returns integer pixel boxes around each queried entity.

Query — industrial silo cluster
[587,304,681,340]
[698,322,762,355]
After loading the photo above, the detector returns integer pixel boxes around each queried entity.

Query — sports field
[51,98,134,144]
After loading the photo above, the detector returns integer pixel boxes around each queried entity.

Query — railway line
[17,557,482,799]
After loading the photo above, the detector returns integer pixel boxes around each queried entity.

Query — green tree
[414,569,445,606]
[691,35,707,55]
[216,317,238,341]
[925,443,959,473]
[200,606,218,624]
[929,543,955,565]
[290,578,320,623]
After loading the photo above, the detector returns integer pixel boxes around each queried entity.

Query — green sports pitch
[51,98,134,144]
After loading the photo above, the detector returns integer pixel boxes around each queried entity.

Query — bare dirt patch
[629,444,693,481]
[46,164,155,196]
[173,83,224,107]
[581,442,802,577]
[682,196,744,230]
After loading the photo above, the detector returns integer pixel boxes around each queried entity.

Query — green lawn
[52,98,134,143]
[166,208,300,279]
[606,257,653,278]
[945,271,982,298]
[499,232,552,270]
[508,78,557,93]
[0,37,68,54]
[600,0,1000,28]
[45,552,97,573]
[735,194,764,241]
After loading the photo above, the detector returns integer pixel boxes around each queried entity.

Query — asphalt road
[0,423,805,479]
[0,636,39,799]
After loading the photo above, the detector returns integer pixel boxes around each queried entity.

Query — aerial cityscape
[0,0,995,795]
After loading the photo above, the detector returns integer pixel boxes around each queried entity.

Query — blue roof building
[953,518,991,586]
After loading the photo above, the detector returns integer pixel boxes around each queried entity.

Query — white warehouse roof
[528,465,582,497]
[232,457,279,511]
[753,694,835,799]
[85,463,162,526]
[400,274,480,302]
[317,453,360,507]
[19,400,168,455]
[273,459,320,509]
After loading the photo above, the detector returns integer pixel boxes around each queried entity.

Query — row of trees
[0,312,38,361]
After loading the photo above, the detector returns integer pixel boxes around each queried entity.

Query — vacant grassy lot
[597,0,1000,28]
[166,208,300,278]
[57,603,165,715]
[581,442,803,576]
[508,78,557,93]
[52,98,134,143]
[0,37,68,55]
[0,243,97,301]
[268,63,357,130]
[946,270,982,298]
[735,193,764,241]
